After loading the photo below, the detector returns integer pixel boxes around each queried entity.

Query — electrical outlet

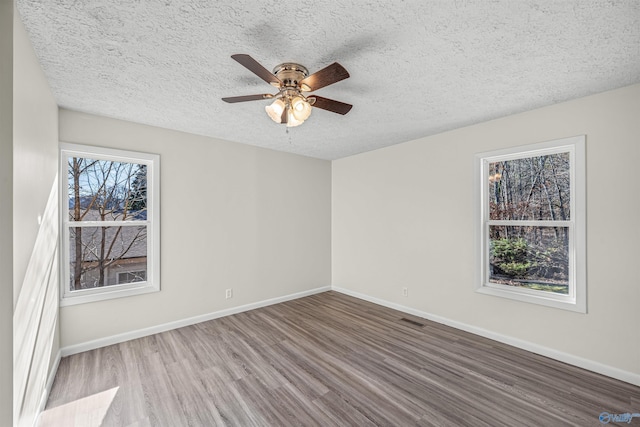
[402,287,408,297]
[225,289,233,299]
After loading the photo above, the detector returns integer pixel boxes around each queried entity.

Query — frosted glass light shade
[285,109,303,127]
[265,98,286,123]
[291,96,312,121]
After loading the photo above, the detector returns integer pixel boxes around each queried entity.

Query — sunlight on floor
[37,387,119,427]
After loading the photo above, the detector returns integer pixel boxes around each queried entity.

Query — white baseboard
[61,286,331,357]
[332,286,640,387]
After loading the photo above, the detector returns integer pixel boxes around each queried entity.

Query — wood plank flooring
[42,291,640,426]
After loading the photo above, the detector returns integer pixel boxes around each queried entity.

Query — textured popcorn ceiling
[16,1,640,160]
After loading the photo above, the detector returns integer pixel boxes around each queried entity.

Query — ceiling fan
[222,54,352,127]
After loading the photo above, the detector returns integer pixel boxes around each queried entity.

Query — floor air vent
[400,318,425,327]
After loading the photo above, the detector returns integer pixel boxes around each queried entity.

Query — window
[60,143,160,306]
[475,136,586,312]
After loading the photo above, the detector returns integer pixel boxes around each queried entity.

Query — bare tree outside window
[68,157,148,290]
[487,153,570,294]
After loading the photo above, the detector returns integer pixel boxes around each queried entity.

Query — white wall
[13,11,59,309]
[13,8,60,427]
[59,110,332,347]
[333,84,640,378]
[0,1,14,425]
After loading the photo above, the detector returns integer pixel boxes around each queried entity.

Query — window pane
[488,152,570,221]
[69,225,147,290]
[67,157,147,222]
[489,225,569,294]
[117,270,147,284]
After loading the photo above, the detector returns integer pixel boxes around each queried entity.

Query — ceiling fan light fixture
[286,107,305,127]
[291,95,312,122]
[265,98,286,123]
[224,55,352,127]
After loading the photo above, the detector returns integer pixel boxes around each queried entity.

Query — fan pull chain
[286,127,293,145]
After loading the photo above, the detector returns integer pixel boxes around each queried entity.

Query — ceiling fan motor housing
[272,63,309,88]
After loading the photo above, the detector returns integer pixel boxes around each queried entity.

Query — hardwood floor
[42,291,639,426]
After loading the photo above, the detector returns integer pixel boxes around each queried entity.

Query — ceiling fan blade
[310,96,352,115]
[222,94,274,103]
[280,105,288,124]
[300,62,349,92]
[231,54,282,87]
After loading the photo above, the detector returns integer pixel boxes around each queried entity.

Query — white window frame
[59,142,160,306]
[474,136,586,313]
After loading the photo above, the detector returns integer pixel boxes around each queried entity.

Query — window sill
[60,282,159,306]
[476,284,586,313]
